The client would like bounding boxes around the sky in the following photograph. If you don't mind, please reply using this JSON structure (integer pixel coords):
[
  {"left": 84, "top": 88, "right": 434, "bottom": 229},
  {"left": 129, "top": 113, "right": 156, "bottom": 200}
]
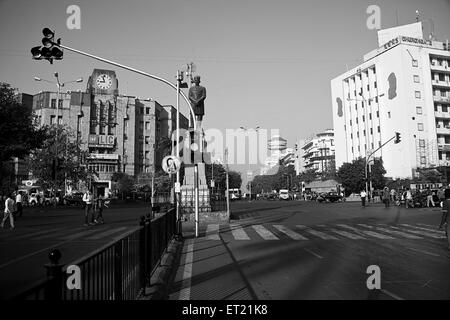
[{"left": 1, "top": 0, "right": 450, "bottom": 178}]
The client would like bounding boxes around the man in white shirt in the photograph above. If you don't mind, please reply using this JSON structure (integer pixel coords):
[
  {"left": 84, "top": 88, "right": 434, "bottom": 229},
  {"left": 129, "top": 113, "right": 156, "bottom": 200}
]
[
  {"left": 82, "top": 190, "right": 94, "bottom": 226},
  {"left": 15, "top": 191, "right": 23, "bottom": 218},
  {"left": 360, "top": 190, "right": 367, "bottom": 207},
  {"left": 1, "top": 194, "right": 15, "bottom": 229}
]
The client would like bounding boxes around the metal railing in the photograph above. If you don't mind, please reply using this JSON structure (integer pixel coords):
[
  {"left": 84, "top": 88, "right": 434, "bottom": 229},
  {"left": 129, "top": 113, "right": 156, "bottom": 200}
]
[{"left": 13, "top": 208, "right": 176, "bottom": 300}]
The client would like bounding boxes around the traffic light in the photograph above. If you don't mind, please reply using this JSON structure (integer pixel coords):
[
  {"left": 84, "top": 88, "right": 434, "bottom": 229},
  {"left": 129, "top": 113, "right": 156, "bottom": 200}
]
[
  {"left": 30, "top": 28, "right": 63, "bottom": 64},
  {"left": 394, "top": 132, "right": 401, "bottom": 144}
]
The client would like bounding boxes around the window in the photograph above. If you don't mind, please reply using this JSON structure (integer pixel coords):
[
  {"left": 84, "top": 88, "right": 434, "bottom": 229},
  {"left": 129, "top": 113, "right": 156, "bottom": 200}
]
[
  {"left": 376, "top": 111, "right": 379, "bottom": 118},
  {"left": 420, "top": 156, "right": 426, "bottom": 165},
  {"left": 350, "top": 120, "right": 352, "bottom": 126},
  {"left": 367, "top": 84, "right": 370, "bottom": 91},
  {"left": 100, "top": 125, "right": 105, "bottom": 135},
  {"left": 377, "top": 126, "right": 380, "bottom": 133},
  {"left": 371, "top": 143, "right": 374, "bottom": 149},
  {"left": 443, "top": 106, "right": 448, "bottom": 112},
  {"left": 415, "top": 91, "right": 421, "bottom": 99},
  {"left": 416, "top": 106, "right": 422, "bottom": 114},
  {"left": 352, "top": 147, "right": 354, "bottom": 153},
  {"left": 363, "top": 130, "right": 366, "bottom": 136},
  {"left": 146, "top": 107, "right": 150, "bottom": 115},
  {"left": 50, "top": 115, "right": 56, "bottom": 124},
  {"left": 414, "top": 75, "right": 420, "bottom": 83},
  {"left": 388, "top": 111, "right": 391, "bottom": 118},
  {"left": 356, "top": 118, "right": 359, "bottom": 124},
  {"left": 370, "top": 128, "right": 373, "bottom": 134},
  {"left": 435, "top": 106, "right": 438, "bottom": 112},
  {"left": 358, "top": 146, "right": 360, "bottom": 152},
  {"left": 375, "top": 96, "right": 378, "bottom": 103},
  {"left": 51, "top": 99, "right": 56, "bottom": 109},
  {"left": 374, "top": 81, "right": 377, "bottom": 88},
  {"left": 418, "top": 123, "right": 424, "bottom": 131},
  {"left": 379, "top": 141, "right": 381, "bottom": 147},
  {"left": 419, "top": 139, "right": 425, "bottom": 147},
  {"left": 362, "top": 115, "right": 365, "bottom": 122},
  {"left": 362, "top": 101, "right": 364, "bottom": 108},
  {"left": 412, "top": 59, "right": 418, "bottom": 67},
  {"left": 344, "top": 125, "right": 346, "bottom": 131},
  {"left": 355, "top": 104, "right": 357, "bottom": 111},
  {"left": 439, "top": 151, "right": 442, "bottom": 160},
  {"left": 145, "top": 122, "right": 150, "bottom": 131},
  {"left": 445, "top": 136, "right": 450, "bottom": 144},
  {"left": 350, "top": 133, "right": 353, "bottom": 139},
  {"left": 369, "top": 113, "right": 372, "bottom": 120}
]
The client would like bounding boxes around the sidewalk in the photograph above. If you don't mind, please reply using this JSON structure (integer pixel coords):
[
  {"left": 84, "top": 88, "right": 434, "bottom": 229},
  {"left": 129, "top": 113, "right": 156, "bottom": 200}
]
[{"left": 167, "top": 221, "right": 258, "bottom": 300}]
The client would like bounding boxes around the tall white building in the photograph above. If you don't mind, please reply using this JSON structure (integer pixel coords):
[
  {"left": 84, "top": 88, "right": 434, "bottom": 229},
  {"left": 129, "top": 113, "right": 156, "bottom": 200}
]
[
  {"left": 331, "top": 22, "right": 450, "bottom": 179},
  {"left": 301, "top": 129, "right": 335, "bottom": 172}
]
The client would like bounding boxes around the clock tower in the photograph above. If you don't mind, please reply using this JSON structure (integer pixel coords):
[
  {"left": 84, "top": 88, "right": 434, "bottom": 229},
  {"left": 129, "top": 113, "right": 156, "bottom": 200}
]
[{"left": 87, "top": 69, "right": 118, "bottom": 96}]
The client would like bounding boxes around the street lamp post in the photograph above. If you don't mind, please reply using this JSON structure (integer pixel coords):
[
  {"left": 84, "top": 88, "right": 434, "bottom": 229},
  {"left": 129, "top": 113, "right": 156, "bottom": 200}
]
[
  {"left": 34, "top": 74, "right": 83, "bottom": 201},
  {"left": 240, "top": 126, "right": 259, "bottom": 201},
  {"left": 347, "top": 93, "right": 384, "bottom": 200}
]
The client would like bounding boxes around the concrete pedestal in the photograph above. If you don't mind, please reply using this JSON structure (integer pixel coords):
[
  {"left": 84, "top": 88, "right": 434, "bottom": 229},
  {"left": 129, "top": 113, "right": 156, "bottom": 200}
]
[{"left": 181, "top": 164, "right": 211, "bottom": 214}]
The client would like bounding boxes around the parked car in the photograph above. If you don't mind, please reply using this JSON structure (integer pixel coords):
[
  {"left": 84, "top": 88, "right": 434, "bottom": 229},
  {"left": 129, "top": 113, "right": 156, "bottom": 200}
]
[{"left": 63, "top": 192, "right": 85, "bottom": 207}]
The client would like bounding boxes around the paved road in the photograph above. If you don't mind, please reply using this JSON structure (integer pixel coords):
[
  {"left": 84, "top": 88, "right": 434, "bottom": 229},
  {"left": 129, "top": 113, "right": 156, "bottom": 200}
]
[
  {"left": 0, "top": 202, "right": 151, "bottom": 299},
  {"left": 169, "top": 200, "right": 450, "bottom": 300}
]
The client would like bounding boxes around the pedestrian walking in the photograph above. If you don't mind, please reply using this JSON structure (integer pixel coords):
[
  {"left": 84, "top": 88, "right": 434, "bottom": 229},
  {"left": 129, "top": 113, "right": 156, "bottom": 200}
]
[
  {"left": 439, "top": 188, "right": 450, "bottom": 251},
  {"left": 426, "top": 187, "right": 435, "bottom": 207},
  {"left": 360, "top": 189, "right": 367, "bottom": 207},
  {"left": 382, "top": 187, "right": 390, "bottom": 208},
  {"left": 94, "top": 194, "right": 105, "bottom": 224},
  {"left": 437, "top": 186, "right": 445, "bottom": 206},
  {"left": 405, "top": 188, "right": 413, "bottom": 208},
  {"left": 82, "top": 190, "right": 94, "bottom": 226},
  {"left": 1, "top": 193, "right": 15, "bottom": 229},
  {"left": 15, "top": 191, "right": 23, "bottom": 218}
]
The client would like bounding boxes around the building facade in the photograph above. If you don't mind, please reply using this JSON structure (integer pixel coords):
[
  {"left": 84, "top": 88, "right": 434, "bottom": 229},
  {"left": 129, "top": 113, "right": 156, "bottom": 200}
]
[
  {"left": 301, "top": 129, "right": 335, "bottom": 173},
  {"left": 32, "top": 68, "right": 189, "bottom": 195},
  {"left": 331, "top": 22, "right": 450, "bottom": 179}
]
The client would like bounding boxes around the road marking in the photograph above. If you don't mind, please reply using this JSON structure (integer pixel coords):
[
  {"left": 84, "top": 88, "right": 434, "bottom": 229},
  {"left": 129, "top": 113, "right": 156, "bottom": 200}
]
[
  {"left": 405, "top": 247, "right": 440, "bottom": 257},
  {"left": 205, "top": 224, "right": 220, "bottom": 240},
  {"left": 328, "top": 228, "right": 366, "bottom": 240},
  {"left": 357, "top": 224, "right": 422, "bottom": 239},
  {"left": 273, "top": 225, "right": 308, "bottom": 240},
  {"left": 304, "top": 248, "right": 323, "bottom": 259},
  {"left": 85, "top": 227, "right": 128, "bottom": 240},
  {"left": 230, "top": 224, "right": 250, "bottom": 240},
  {"left": 178, "top": 241, "right": 194, "bottom": 300},
  {"left": 336, "top": 224, "right": 395, "bottom": 239},
  {"left": 31, "top": 227, "right": 86, "bottom": 240},
  {"left": 252, "top": 225, "right": 279, "bottom": 240},
  {"left": 60, "top": 227, "right": 108, "bottom": 240},
  {"left": 400, "top": 224, "right": 443, "bottom": 234},
  {"left": 381, "top": 289, "right": 404, "bottom": 300},
  {"left": 1, "top": 227, "right": 64, "bottom": 241},
  {"left": 387, "top": 225, "right": 445, "bottom": 239},
  {"left": 296, "top": 225, "right": 338, "bottom": 240}
]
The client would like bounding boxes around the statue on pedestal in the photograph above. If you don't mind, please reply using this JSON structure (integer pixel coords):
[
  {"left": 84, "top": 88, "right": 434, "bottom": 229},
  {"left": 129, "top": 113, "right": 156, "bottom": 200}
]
[{"left": 188, "top": 75, "right": 206, "bottom": 128}]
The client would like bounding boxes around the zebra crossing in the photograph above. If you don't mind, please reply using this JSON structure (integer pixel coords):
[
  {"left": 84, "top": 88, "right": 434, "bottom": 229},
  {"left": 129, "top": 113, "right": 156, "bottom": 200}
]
[
  {"left": 0, "top": 225, "right": 138, "bottom": 242},
  {"left": 198, "top": 223, "right": 446, "bottom": 242}
]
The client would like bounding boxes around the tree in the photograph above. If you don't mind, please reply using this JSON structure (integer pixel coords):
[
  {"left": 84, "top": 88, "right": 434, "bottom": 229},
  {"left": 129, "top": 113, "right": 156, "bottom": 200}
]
[
  {"left": 111, "top": 172, "right": 135, "bottom": 194},
  {"left": 336, "top": 157, "right": 386, "bottom": 195},
  {"left": 0, "top": 82, "right": 48, "bottom": 190},
  {"left": 27, "top": 125, "right": 93, "bottom": 191},
  {"left": 228, "top": 170, "right": 242, "bottom": 189}
]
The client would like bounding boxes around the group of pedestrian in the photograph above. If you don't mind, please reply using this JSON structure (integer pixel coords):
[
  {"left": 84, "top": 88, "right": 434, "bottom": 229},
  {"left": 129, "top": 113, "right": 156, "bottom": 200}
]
[
  {"left": 82, "top": 190, "right": 107, "bottom": 227},
  {"left": 1, "top": 190, "right": 24, "bottom": 230}
]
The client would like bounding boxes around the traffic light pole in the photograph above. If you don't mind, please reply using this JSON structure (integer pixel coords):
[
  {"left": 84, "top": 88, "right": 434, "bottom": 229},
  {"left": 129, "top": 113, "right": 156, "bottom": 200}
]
[
  {"left": 55, "top": 43, "right": 197, "bottom": 132},
  {"left": 365, "top": 134, "right": 397, "bottom": 198}
]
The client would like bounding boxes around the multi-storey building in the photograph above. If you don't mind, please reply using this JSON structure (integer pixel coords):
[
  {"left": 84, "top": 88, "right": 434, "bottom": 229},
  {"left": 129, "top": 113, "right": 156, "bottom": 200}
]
[
  {"left": 301, "top": 129, "right": 335, "bottom": 172},
  {"left": 32, "top": 68, "right": 189, "bottom": 195},
  {"left": 331, "top": 21, "right": 450, "bottom": 179}
]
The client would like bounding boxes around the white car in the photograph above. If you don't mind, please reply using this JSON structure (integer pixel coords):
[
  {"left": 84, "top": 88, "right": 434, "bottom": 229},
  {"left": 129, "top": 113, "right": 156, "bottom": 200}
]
[{"left": 279, "top": 189, "right": 290, "bottom": 200}]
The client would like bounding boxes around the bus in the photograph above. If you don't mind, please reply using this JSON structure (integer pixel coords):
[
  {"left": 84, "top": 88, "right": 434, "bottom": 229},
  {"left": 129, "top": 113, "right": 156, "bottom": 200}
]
[{"left": 228, "top": 188, "right": 242, "bottom": 200}]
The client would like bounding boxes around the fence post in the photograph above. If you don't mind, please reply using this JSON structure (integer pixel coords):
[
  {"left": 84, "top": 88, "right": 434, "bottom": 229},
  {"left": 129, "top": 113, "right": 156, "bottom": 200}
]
[
  {"left": 139, "top": 215, "right": 147, "bottom": 294},
  {"left": 114, "top": 241, "right": 123, "bottom": 300},
  {"left": 44, "top": 249, "right": 64, "bottom": 300}
]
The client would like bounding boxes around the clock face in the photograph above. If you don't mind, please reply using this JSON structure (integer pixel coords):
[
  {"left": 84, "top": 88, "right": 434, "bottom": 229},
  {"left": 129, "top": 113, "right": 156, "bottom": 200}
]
[{"left": 96, "top": 74, "right": 113, "bottom": 90}]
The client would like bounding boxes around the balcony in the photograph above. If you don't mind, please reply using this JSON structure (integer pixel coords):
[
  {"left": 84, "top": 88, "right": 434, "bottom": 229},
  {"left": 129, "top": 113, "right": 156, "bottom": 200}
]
[
  {"left": 434, "top": 96, "right": 450, "bottom": 104},
  {"left": 432, "top": 79, "right": 450, "bottom": 88},
  {"left": 430, "top": 63, "right": 450, "bottom": 73},
  {"left": 438, "top": 144, "right": 450, "bottom": 152},
  {"left": 436, "top": 126, "right": 450, "bottom": 135},
  {"left": 434, "top": 111, "right": 450, "bottom": 118}
]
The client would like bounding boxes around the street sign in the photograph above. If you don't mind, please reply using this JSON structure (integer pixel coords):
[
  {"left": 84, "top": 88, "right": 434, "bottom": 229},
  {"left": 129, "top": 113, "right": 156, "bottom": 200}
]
[{"left": 162, "top": 155, "right": 181, "bottom": 174}]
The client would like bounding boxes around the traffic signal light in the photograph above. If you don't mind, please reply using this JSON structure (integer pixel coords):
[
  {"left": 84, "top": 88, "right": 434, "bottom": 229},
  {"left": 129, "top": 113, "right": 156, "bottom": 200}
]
[
  {"left": 30, "top": 28, "right": 63, "bottom": 64},
  {"left": 394, "top": 132, "right": 401, "bottom": 144}
]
